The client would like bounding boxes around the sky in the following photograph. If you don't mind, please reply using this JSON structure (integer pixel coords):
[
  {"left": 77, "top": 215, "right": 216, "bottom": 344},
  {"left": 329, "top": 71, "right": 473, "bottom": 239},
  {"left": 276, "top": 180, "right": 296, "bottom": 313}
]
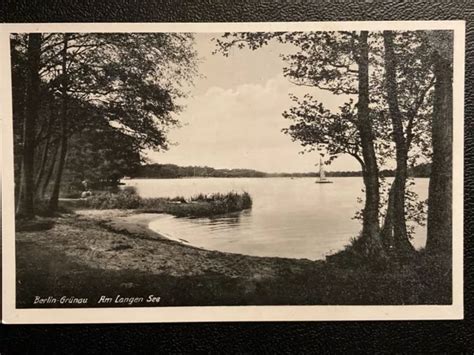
[{"left": 146, "top": 33, "right": 360, "bottom": 174}]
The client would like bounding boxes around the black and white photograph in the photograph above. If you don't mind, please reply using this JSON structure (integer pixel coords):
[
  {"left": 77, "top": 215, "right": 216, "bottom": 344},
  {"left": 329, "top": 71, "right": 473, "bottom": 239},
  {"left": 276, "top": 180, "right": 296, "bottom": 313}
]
[{"left": 1, "top": 21, "right": 464, "bottom": 323}]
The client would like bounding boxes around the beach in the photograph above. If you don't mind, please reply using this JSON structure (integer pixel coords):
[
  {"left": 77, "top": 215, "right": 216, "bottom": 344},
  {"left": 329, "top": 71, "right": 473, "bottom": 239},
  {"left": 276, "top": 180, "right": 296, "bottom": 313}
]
[{"left": 15, "top": 209, "right": 451, "bottom": 307}]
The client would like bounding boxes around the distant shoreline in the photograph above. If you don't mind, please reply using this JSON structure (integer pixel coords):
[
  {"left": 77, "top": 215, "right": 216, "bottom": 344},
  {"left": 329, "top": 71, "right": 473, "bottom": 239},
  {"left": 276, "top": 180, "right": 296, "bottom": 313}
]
[
  {"left": 125, "top": 175, "right": 429, "bottom": 180},
  {"left": 131, "top": 162, "right": 431, "bottom": 179}
]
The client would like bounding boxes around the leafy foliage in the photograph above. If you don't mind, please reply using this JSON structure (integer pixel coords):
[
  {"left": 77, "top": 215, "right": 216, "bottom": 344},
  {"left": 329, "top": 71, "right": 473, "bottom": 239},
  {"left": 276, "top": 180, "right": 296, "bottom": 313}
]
[
  {"left": 11, "top": 32, "right": 199, "bottom": 210},
  {"left": 352, "top": 177, "right": 427, "bottom": 240},
  {"left": 62, "top": 120, "right": 141, "bottom": 192},
  {"left": 216, "top": 30, "right": 436, "bottom": 250},
  {"left": 282, "top": 96, "right": 362, "bottom": 166}
]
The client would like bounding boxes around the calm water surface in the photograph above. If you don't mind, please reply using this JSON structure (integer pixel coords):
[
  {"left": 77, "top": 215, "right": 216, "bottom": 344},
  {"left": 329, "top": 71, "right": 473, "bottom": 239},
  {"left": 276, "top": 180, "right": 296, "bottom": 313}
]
[{"left": 124, "top": 177, "right": 428, "bottom": 260}]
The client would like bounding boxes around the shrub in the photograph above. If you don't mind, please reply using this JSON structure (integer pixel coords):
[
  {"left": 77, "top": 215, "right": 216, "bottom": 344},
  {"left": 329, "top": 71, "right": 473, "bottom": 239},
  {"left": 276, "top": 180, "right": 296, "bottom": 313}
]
[
  {"left": 190, "top": 192, "right": 252, "bottom": 208},
  {"left": 164, "top": 191, "right": 252, "bottom": 217},
  {"left": 84, "top": 190, "right": 142, "bottom": 209},
  {"left": 139, "top": 191, "right": 252, "bottom": 217},
  {"left": 139, "top": 197, "right": 170, "bottom": 213},
  {"left": 81, "top": 189, "right": 252, "bottom": 217}
]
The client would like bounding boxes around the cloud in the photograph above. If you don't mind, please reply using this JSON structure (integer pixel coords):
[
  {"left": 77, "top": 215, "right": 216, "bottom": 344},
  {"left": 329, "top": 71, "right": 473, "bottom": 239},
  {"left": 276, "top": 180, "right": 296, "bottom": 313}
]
[{"left": 147, "top": 74, "right": 360, "bottom": 173}]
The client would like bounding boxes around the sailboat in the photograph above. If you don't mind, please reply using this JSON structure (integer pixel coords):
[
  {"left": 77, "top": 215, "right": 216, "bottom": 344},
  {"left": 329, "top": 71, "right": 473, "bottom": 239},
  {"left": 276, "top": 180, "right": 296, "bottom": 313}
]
[{"left": 315, "top": 156, "right": 333, "bottom": 184}]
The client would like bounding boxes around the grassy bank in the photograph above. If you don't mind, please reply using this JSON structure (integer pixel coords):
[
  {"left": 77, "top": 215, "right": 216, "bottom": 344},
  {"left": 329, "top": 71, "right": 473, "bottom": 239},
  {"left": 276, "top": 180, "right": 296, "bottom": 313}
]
[
  {"left": 15, "top": 211, "right": 451, "bottom": 307},
  {"left": 80, "top": 189, "right": 252, "bottom": 218}
]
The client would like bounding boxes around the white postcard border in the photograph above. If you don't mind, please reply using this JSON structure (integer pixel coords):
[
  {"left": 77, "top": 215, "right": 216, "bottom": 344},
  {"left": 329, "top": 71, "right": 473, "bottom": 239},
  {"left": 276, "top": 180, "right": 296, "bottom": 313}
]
[{"left": 1, "top": 20, "right": 465, "bottom": 324}]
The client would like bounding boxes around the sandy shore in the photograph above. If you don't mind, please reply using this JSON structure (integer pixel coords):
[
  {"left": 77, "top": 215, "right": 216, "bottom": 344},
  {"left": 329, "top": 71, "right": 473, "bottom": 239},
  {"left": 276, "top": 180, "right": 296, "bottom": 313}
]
[
  {"left": 15, "top": 209, "right": 451, "bottom": 306},
  {"left": 77, "top": 209, "right": 169, "bottom": 241},
  {"left": 17, "top": 209, "right": 320, "bottom": 280}
]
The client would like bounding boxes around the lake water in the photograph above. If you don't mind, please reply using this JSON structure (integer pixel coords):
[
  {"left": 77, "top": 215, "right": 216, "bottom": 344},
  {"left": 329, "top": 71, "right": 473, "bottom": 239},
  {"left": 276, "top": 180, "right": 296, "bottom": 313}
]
[{"left": 124, "top": 177, "right": 429, "bottom": 260}]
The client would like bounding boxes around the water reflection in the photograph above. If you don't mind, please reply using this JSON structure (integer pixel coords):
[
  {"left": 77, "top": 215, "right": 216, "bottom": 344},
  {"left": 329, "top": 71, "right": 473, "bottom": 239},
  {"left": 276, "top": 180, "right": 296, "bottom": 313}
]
[
  {"left": 206, "top": 210, "right": 249, "bottom": 226},
  {"left": 129, "top": 177, "right": 429, "bottom": 260}
]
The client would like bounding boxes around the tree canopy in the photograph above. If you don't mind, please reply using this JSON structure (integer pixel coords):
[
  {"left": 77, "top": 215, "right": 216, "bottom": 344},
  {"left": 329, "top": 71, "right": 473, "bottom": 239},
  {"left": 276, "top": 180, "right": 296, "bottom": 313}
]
[
  {"left": 215, "top": 30, "right": 443, "bottom": 258},
  {"left": 12, "top": 32, "right": 198, "bottom": 214}
]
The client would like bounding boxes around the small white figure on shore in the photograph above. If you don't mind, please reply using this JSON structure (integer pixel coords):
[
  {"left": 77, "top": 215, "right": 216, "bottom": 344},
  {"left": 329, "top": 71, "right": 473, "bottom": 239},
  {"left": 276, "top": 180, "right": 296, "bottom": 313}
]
[
  {"left": 81, "top": 179, "right": 92, "bottom": 198},
  {"left": 81, "top": 190, "right": 92, "bottom": 198},
  {"left": 81, "top": 179, "right": 89, "bottom": 190}
]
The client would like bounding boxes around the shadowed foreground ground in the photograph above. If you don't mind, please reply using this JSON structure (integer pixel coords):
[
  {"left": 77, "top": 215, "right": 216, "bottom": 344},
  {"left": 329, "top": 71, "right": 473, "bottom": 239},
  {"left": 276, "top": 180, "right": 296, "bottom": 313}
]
[{"left": 16, "top": 211, "right": 451, "bottom": 307}]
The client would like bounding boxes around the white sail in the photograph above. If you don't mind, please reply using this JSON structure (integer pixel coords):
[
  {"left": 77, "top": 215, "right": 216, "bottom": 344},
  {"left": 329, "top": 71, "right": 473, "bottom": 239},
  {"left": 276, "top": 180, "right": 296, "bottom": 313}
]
[
  {"left": 319, "top": 157, "right": 326, "bottom": 181},
  {"left": 316, "top": 156, "right": 332, "bottom": 183}
]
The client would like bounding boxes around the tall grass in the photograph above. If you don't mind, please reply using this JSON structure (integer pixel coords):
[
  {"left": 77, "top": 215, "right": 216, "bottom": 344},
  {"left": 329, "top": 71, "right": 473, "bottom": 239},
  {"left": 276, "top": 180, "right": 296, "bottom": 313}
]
[
  {"left": 141, "top": 191, "right": 252, "bottom": 217},
  {"left": 82, "top": 189, "right": 252, "bottom": 217},
  {"left": 83, "top": 189, "right": 142, "bottom": 209}
]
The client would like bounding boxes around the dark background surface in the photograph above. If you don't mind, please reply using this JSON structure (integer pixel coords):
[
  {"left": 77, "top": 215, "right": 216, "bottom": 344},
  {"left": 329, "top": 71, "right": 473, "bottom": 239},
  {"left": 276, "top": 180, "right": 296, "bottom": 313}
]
[{"left": 0, "top": 0, "right": 473, "bottom": 352}]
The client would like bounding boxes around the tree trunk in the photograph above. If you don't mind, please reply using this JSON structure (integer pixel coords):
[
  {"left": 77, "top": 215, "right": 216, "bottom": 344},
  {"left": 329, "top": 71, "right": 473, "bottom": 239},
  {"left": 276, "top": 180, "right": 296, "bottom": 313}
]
[
  {"left": 39, "top": 141, "right": 59, "bottom": 199},
  {"left": 35, "top": 136, "right": 52, "bottom": 192},
  {"left": 16, "top": 33, "right": 42, "bottom": 218},
  {"left": 13, "top": 60, "right": 28, "bottom": 205},
  {"left": 49, "top": 34, "right": 69, "bottom": 212},
  {"left": 426, "top": 49, "right": 453, "bottom": 256},
  {"left": 35, "top": 110, "right": 55, "bottom": 193},
  {"left": 382, "top": 31, "right": 415, "bottom": 256},
  {"left": 381, "top": 177, "right": 415, "bottom": 255},
  {"left": 381, "top": 182, "right": 396, "bottom": 240},
  {"left": 357, "top": 31, "right": 383, "bottom": 257},
  {"left": 34, "top": 98, "right": 58, "bottom": 194}
]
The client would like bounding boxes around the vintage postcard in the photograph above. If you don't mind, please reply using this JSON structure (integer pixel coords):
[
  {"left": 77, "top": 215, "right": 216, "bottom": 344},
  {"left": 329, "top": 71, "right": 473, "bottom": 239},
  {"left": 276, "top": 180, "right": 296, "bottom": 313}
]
[{"left": 1, "top": 21, "right": 464, "bottom": 323}]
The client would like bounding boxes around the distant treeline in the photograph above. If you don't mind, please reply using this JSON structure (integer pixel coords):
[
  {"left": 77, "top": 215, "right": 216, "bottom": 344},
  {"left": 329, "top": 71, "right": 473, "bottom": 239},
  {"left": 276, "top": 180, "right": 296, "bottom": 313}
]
[
  {"left": 135, "top": 164, "right": 267, "bottom": 178},
  {"left": 133, "top": 162, "right": 431, "bottom": 179}
]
